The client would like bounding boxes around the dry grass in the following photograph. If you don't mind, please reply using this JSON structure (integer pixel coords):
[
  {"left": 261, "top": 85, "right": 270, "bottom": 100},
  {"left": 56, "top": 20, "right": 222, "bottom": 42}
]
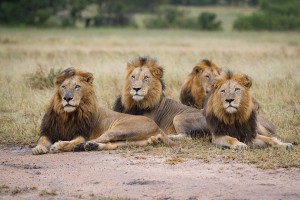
[
  {"left": 39, "top": 189, "right": 57, "bottom": 196},
  {"left": 0, "top": 27, "right": 299, "bottom": 169}
]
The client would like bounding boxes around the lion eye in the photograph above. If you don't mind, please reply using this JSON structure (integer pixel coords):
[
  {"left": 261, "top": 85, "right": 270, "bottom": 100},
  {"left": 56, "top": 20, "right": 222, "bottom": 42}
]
[
  {"left": 131, "top": 75, "right": 135, "bottom": 80},
  {"left": 205, "top": 75, "right": 210, "bottom": 80},
  {"left": 61, "top": 85, "right": 66, "bottom": 89},
  {"left": 144, "top": 76, "right": 149, "bottom": 81},
  {"left": 235, "top": 88, "right": 240, "bottom": 92},
  {"left": 75, "top": 85, "right": 81, "bottom": 90},
  {"left": 220, "top": 90, "right": 225, "bottom": 93}
]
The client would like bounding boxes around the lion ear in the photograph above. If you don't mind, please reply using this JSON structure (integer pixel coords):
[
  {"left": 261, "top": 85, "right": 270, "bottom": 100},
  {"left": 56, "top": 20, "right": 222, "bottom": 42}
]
[
  {"left": 153, "top": 66, "right": 164, "bottom": 79},
  {"left": 241, "top": 74, "right": 252, "bottom": 88},
  {"left": 193, "top": 66, "right": 202, "bottom": 74},
  {"left": 83, "top": 72, "right": 94, "bottom": 84},
  {"left": 54, "top": 68, "right": 75, "bottom": 86},
  {"left": 215, "top": 66, "right": 222, "bottom": 75}
]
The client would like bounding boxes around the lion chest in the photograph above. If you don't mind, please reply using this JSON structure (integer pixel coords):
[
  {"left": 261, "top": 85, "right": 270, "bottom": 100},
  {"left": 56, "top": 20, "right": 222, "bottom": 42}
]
[{"left": 206, "top": 111, "right": 257, "bottom": 143}]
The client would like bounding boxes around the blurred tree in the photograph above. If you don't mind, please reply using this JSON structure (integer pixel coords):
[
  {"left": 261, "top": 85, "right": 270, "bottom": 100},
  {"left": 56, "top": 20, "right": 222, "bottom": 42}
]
[{"left": 234, "top": 0, "right": 300, "bottom": 30}]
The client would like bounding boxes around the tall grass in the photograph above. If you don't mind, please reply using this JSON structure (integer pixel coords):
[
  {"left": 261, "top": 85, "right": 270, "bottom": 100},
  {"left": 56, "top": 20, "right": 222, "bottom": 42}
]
[{"left": 0, "top": 28, "right": 299, "bottom": 168}]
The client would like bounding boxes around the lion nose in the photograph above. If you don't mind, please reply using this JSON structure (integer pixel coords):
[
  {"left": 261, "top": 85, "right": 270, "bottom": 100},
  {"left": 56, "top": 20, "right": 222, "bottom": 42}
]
[
  {"left": 64, "top": 93, "right": 73, "bottom": 102},
  {"left": 225, "top": 99, "right": 234, "bottom": 103},
  {"left": 133, "top": 87, "right": 141, "bottom": 92}
]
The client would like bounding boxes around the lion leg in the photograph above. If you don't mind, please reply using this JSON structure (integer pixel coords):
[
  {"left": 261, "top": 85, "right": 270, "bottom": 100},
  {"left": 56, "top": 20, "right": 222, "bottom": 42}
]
[
  {"left": 251, "top": 134, "right": 293, "bottom": 150},
  {"left": 173, "top": 110, "right": 209, "bottom": 138},
  {"left": 49, "top": 136, "right": 86, "bottom": 153},
  {"left": 79, "top": 137, "right": 160, "bottom": 151},
  {"left": 75, "top": 129, "right": 175, "bottom": 151},
  {"left": 257, "top": 115, "right": 276, "bottom": 136},
  {"left": 32, "top": 136, "right": 52, "bottom": 155},
  {"left": 212, "top": 135, "right": 248, "bottom": 150}
]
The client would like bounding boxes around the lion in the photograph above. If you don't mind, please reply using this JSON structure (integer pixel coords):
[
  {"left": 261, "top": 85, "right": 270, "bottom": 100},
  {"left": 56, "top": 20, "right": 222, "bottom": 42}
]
[
  {"left": 32, "top": 68, "right": 174, "bottom": 155},
  {"left": 180, "top": 59, "right": 222, "bottom": 109},
  {"left": 204, "top": 71, "right": 293, "bottom": 150},
  {"left": 113, "top": 56, "right": 208, "bottom": 138}
]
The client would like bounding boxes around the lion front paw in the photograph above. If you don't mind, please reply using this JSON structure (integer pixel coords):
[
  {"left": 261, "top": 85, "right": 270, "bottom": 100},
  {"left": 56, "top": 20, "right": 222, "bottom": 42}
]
[
  {"left": 73, "top": 143, "right": 86, "bottom": 152},
  {"left": 49, "top": 141, "right": 68, "bottom": 153},
  {"left": 233, "top": 142, "right": 248, "bottom": 150},
  {"left": 32, "top": 145, "right": 49, "bottom": 155},
  {"left": 282, "top": 143, "right": 293, "bottom": 150},
  {"left": 84, "top": 142, "right": 99, "bottom": 151}
]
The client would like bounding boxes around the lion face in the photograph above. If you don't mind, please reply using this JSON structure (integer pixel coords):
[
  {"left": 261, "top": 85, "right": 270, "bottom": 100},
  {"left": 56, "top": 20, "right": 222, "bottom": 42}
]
[
  {"left": 194, "top": 60, "right": 222, "bottom": 95},
  {"left": 128, "top": 67, "right": 153, "bottom": 102},
  {"left": 59, "top": 76, "right": 85, "bottom": 112},
  {"left": 55, "top": 68, "right": 94, "bottom": 113},
  {"left": 217, "top": 80, "right": 244, "bottom": 114}
]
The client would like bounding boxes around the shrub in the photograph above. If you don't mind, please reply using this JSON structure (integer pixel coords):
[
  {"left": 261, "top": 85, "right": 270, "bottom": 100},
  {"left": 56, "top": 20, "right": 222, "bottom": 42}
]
[
  {"left": 233, "top": 0, "right": 300, "bottom": 31},
  {"left": 25, "top": 67, "right": 62, "bottom": 89},
  {"left": 144, "top": 8, "right": 222, "bottom": 30},
  {"left": 197, "top": 12, "right": 221, "bottom": 30}
]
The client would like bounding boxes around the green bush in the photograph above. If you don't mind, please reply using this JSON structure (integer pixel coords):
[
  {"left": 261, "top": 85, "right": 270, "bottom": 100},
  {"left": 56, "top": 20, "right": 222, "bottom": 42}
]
[
  {"left": 233, "top": 0, "right": 300, "bottom": 31},
  {"left": 234, "top": 13, "right": 300, "bottom": 31},
  {"left": 25, "top": 67, "right": 62, "bottom": 89},
  {"left": 144, "top": 8, "right": 221, "bottom": 30},
  {"left": 197, "top": 12, "right": 221, "bottom": 30}
]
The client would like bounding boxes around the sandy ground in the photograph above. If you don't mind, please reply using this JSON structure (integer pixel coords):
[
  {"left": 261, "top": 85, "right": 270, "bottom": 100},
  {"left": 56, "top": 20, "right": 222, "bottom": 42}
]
[{"left": 0, "top": 146, "right": 299, "bottom": 200}]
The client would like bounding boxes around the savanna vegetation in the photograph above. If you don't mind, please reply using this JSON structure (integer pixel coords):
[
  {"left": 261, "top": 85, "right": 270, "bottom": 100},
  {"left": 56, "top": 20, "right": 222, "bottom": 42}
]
[{"left": 0, "top": 27, "right": 299, "bottom": 169}]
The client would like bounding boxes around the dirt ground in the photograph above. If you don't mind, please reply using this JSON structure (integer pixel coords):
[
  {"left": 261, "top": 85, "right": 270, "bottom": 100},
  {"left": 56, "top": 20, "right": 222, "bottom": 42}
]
[{"left": 0, "top": 146, "right": 299, "bottom": 200}]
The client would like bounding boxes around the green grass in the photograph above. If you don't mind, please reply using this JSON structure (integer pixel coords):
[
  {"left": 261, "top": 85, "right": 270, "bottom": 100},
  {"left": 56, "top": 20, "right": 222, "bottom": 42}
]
[{"left": 0, "top": 27, "right": 299, "bottom": 169}]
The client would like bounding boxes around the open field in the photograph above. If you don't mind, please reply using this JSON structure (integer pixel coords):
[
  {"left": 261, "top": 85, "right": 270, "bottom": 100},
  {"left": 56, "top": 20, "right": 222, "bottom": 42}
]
[{"left": 0, "top": 28, "right": 300, "bottom": 171}]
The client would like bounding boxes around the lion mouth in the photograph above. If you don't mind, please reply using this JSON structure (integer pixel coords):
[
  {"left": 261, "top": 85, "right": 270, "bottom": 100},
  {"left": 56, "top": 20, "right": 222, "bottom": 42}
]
[
  {"left": 225, "top": 105, "right": 238, "bottom": 113},
  {"left": 132, "top": 94, "right": 144, "bottom": 101},
  {"left": 64, "top": 104, "right": 76, "bottom": 108}
]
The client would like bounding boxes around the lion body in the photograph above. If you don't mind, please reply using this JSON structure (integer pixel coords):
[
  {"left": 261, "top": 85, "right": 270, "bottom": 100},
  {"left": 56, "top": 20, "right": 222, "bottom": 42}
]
[
  {"left": 204, "top": 71, "right": 292, "bottom": 149},
  {"left": 32, "top": 68, "right": 174, "bottom": 155},
  {"left": 113, "top": 57, "right": 208, "bottom": 137}
]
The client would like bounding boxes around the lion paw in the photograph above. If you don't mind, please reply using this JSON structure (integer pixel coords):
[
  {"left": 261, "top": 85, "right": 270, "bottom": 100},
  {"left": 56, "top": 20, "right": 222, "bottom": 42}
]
[
  {"left": 73, "top": 143, "right": 86, "bottom": 152},
  {"left": 84, "top": 142, "right": 99, "bottom": 151},
  {"left": 282, "top": 143, "right": 293, "bottom": 150},
  {"left": 32, "top": 145, "right": 49, "bottom": 155},
  {"left": 233, "top": 142, "right": 248, "bottom": 150},
  {"left": 49, "top": 141, "right": 68, "bottom": 153}
]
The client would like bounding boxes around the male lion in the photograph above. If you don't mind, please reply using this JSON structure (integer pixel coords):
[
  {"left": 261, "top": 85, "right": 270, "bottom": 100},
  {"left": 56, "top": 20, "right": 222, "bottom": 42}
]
[
  {"left": 180, "top": 59, "right": 222, "bottom": 109},
  {"left": 32, "top": 68, "right": 174, "bottom": 155},
  {"left": 204, "top": 71, "right": 293, "bottom": 150},
  {"left": 113, "top": 56, "right": 208, "bottom": 138}
]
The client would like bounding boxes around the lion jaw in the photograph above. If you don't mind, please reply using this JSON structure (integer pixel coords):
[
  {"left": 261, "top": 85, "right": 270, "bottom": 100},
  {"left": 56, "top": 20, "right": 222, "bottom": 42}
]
[{"left": 132, "top": 95, "right": 144, "bottom": 101}]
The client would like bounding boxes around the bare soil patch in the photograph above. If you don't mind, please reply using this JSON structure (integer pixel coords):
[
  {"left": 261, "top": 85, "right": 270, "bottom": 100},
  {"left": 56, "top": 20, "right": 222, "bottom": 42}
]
[{"left": 0, "top": 146, "right": 299, "bottom": 200}]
